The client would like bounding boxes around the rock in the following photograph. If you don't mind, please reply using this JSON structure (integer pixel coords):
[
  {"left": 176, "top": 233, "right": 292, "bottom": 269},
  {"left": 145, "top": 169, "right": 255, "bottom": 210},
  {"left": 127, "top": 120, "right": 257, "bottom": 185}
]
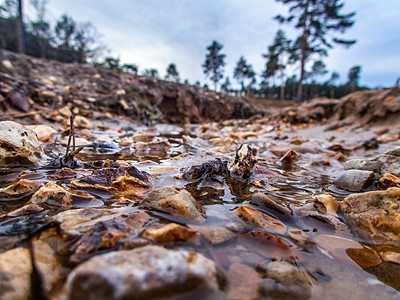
[
  {"left": 0, "top": 179, "right": 42, "bottom": 201},
  {"left": 190, "top": 225, "right": 236, "bottom": 245},
  {"left": 378, "top": 173, "right": 400, "bottom": 189},
  {"left": 7, "top": 88, "right": 30, "bottom": 112},
  {"left": 0, "top": 247, "right": 32, "bottom": 300},
  {"left": 232, "top": 204, "right": 286, "bottom": 234},
  {"left": 315, "top": 193, "right": 339, "bottom": 217},
  {"left": 69, "top": 211, "right": 153, "bottom": 263},
  {"left": 40, "top": 90, "right": 57, "bottom": 99},
  {"left": 345, "top": 146, "right": 400, "bottom": 177},
  {"left": 381, "top": 251, "right": 400, "bottom": 264},
  {"left": 132, "top": 133, "right": 155, "bottom": 143},
  {"left": 314, "top": 234, "right": 381, "bottom": 269},
  {"left": 65, "top": 245, "right": 224, "bottom": 300},
  {"left": 148, "top": 166, "right": 177, "bottom": 174},
  {"left": 257, "top": 261, "right": 313, "bottom": 300},
  {"left": 334, "top": 169, "right": 375, "bottom": 192},
  {"left": 227, "top": 263, "right": 263, "bottom": 300},
  {"left": 238, "top": 230, "right": 302, "bottom": 262},
  {"left": 25, "top": 124, "right": 58, "bottom": 140},
  {"left": 340, "top": 187, "right": 400, "bottom": 245},
  {"left": 71, "top": 166, "right": 150, "bottom": 198},
  {"left": 134, "top": 140, "right": 171, "bottom": 157},
  {"left": 0, "top": 121, "right": 45, "bottom": 167},
  {"left": 279, "top": 149, "right": 299, "bottom": 163},
  {"left": 30, "top": 182, "right": 102, "bottom": 209},
  {"left": 377, "top": 133, "right": 399, "bottom": 143},
  {"left": 249, "top": 192, "right": 292, "bottom": 216},
  {"left": 228, "top": 144, "right": 257, "bottom": 179},
  {"left": 142, "top": 186, "right": 206, "bottom": 223},
  {"left": 74, "top": 115, "right": 93, "bottom": 129},
  {"left": 143, "top": 223, "right": 199, "bottom": 244},
  {"left": 1, "top": 59, "right": 14, "bottom": 71}
]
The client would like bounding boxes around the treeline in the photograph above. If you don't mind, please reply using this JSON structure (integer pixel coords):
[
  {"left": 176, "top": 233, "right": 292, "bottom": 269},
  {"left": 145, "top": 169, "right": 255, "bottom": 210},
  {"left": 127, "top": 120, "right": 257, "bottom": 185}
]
[
  {"left": 1, "top": 0, "right": 369, "bottom": 101},
  {"left": 0, "top": 0, "right": 102, "bottom": 63}
]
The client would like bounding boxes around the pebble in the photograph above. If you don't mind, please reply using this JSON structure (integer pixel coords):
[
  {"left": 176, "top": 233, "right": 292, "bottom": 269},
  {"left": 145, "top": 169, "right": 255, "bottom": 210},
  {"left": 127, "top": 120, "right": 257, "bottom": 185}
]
[{"left": 334, "top": 169, "right": 375, "bottom": 192}]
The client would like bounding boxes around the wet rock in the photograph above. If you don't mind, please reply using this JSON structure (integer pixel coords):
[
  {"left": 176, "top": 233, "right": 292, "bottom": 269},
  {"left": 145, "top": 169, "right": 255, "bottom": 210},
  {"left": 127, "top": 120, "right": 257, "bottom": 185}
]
[
  {"left": 233, "top": 204, "right": 286, "bottom": 234},
  {"left": 190, "top": 225, "right": 236, "bottom": 245},
  {"left": 238, "top": 230, "right": 302, "bottom": 262},
  {"left": 314, "top": 234, "right": 381, "bottom": 269},
  {"left": 25, "top": 124, "right": 58, "bottom": 140},
  {"left": 315, "top": 193, "right": 339, "bottom": 217},
  {"left": 228, "top": 144, "right": 257, "bottom": 179},
  {"left": 142, "top": 186, "right": 206, "bottom": 223},
  {"left": 377, "top": 133, "right": 399, "bottom": 143},
  {"left": 6, "top": 203, "right": 44, "bottom": 217},
  {"left": 279, "top": 149, "right": 299, "bottom": 163},
  {"left": 30, "top": 182, "right": 101, "bottom": 209},
  {"left": 143, "top": 223, "right": 199, "bottom": 244},
  {"left": 257, "top": 261, "right": 313, "bottom": 300},
  {"left": 340, "top": 187, "right": 400, "bottom": 245},
  {"left": 70, "top": 211, "right": 153, "bottom": 263},
  {"left": 227, "top": 263, "right": 263, "bottom": 300},
  {"left": 0, "top": 121, "right": 45, "bottom": 166},
  {"left": 334, "top": 169, "right": 375, "bottom": 192},
  {"left": 71, "top": 166, "right": 150, "bottom": 198},
  {"left": 378, "top": 173, "right": 400, "bottom": 189},
  {"left": 7, "top": 87, "right": 30, "bottom": 112},
  {"left": 132, "top": 133, "right": 155, "bottom": 143},
  {"left": 0, "top": 247, "right": 31, "bottom": 300},
  {"left": 345, "top": 146, "right": 400, "bottom": 176},
  {"left": 298, "top": 210, "right": 351, "bottom": 236},
  {"left": 74, "top": 115, "right": 93, "bottom": 129},
  {"left": 134, "top": 140, "right": 171, "bottom": 157},
  {"left": 381, "top": 251, "right": 400, "bottom": 264},
  {"left": 0, "top": 179, "right": 42, "bottom": 201},
  {"left": 65, "top": 245, "right": 224, "bottom": 300},
  {"left": 250, "top": 192, "right": 293, "bottom": 216}
]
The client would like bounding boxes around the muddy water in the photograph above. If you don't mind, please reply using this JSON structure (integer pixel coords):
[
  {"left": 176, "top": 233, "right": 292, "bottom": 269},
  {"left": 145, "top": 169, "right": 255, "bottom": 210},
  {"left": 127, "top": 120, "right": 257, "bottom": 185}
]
[{"left": 1, "top": 117, "right": 400, "bottom": 299}]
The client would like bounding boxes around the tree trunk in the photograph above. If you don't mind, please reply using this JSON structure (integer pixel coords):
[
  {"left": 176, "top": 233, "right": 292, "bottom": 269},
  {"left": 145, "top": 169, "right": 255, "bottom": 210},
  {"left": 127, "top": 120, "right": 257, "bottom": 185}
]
[
  {"left": 16, "top": 0, "right": 25, "bottom": 54},
  {"left": 330, "top": 86, "right": 334, "bottom": 99},
  {"left": 297, "top": 33, "right": 307, "bottom": 102}
]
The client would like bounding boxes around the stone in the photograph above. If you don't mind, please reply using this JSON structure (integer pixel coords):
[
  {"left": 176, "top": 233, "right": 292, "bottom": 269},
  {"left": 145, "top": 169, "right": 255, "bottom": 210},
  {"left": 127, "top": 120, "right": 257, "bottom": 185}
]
[
  {"left": 71, "top": 166, "right": 150, "bottom": 198},
  {"left": 190, "top": 225, "right": 236, "bottom": 245},
  {"left": 132, "top": 133, "right": 155, "bottom": 143},
  {"left": 74, "top": 115, "right": 93, "bottom": 129},
  {"left": 340, "top": 187, "right": 400, "bottom": 245},
  {"left": 0, "top": 247, "right": 32, "bottom": 300},
  {"left": 25, "top": 124, "right": 58, "bottom": 140},
  {"left": 232, "top": 204, "right": 286, "bottom": 234},
  {"left": 249, "top": 192, "right": 293, "bottom": 216},
  {"left": 29, "top": 182, "right": 102, "bottom": 209},
  {"left": 65, "top": 245, "right": 224, "bottom": 300},
  {"left": 377, "top": 133, "right": 399, "bottom": 143},
  {"left": 257, "top": 261, "right": 313, "bottom": 300},
  {"left": 381, "top": 251, "right": 400, "bottom": 264},
  {"left": 334, "top": 169, "right": 375, "bottom": 192},
  {"left": 345, "top": 146, "right": 400, "bottom": 177},
  {"left": 1, "top": 59, "right": 14, "bottom": 71},
  {"left": 227, "top": 263, "right": 263, "bottom": 300},
  {"left": 0, "top": 121, "right": 45, "bottom": 166},
  {"left": 279, "top": 149, "right": 299, "bottom": 163},
  {"left": 0, "top": 179, "right": 42, "bottom": 201},
  {"left": 40, "top": 90, "right": 57, "bottom": 99},
  {"left": 228, "top": 144, "right": 257, "bottom": 179},
  {"left": 143, "top": 223, "right": 199, "bottom": 244},
  {"left": 315, "top": 193, "right": 339, "bottom": 217},
  {"left": 142, "top": 186, "right": 206, "bottom": 223},
  {"left": 378, "top": 173, "right": 400, "bottom": 189}
]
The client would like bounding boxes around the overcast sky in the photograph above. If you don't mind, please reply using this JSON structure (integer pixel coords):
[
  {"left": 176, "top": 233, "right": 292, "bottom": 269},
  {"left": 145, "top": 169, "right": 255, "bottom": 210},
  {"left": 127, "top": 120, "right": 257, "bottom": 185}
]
[{"left": 25, "top": 0, "right": 400, "bottom": 88}]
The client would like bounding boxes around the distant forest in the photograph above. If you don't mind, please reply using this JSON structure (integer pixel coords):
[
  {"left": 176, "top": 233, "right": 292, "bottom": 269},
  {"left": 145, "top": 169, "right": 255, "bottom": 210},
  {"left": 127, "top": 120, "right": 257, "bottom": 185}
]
[{"left": 1, "top": 0, "right": 370, "bottom": 101}]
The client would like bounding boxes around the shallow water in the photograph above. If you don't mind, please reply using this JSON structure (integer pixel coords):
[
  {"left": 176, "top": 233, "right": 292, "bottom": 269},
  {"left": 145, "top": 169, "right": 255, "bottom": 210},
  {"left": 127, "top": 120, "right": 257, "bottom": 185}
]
[{"left": 1, "top": 118, "right": 400, "bottom": 299}]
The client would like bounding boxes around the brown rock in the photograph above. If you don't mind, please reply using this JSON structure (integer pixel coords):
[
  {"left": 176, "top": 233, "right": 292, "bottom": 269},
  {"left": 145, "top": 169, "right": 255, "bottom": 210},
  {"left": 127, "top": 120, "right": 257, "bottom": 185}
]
[
  {"left": 0, "top": 179, "right": 42, "bottom": 201},
  {"left": 378, "top": 173, "right": 400, "bottom": 189},
  {"left": 0, "top": 247, "right": 32, "bottom": 300},
  {"left": 190, "top": 225, "right": 236, "bottom": 245},
  {"left": 132, "top": 133, "right": 155, "bottom": 143},
  {"left": 227, "top": 263, "right": 263, "bottom": 300},
  {"left": 0, "top": 121, "right": 45, "bottom": 167},
  {"left": 228, "top": 144, "right": 257, "bottom": 179},
  {"left": 142, "top": 186, "right": 206, "bottom": 223},
  {"left": 30, "top": 182, "right": 101, "bottom": 209},
  {"left": 65, "top": 245, "right": 224, "bottom": 300},
  {"left": 250, "top": 192, "right": 292, "bottom": 216},
  {"left": 233, "top": 204, "right": 286, "bottom": 234},
  {"left": 334, "top": 169, "right": 375, "bottom": 192},
  {"left": 143, "top": 223, "right": 199, "bottom": 244},
  {"left": 340, "top": 187, "right": 400, "bottom": 245},
  {"left": 315, "top": 193, "right": 339, "bottom": 217}
]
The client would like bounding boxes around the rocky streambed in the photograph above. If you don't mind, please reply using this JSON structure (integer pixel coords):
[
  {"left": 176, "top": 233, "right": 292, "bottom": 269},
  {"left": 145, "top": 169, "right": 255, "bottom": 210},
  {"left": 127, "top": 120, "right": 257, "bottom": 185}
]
[{"left": 2, "top": 103, "right": 400, "bottom": 300}]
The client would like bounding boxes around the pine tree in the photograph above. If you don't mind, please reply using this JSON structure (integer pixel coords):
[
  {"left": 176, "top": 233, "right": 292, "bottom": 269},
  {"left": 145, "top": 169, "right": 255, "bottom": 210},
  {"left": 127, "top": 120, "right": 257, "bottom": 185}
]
[
  {"left": 347, "top": 65, "right": 361, "bottom": 92},
  {"left": 202, "top": 40, "right": 226, "bottom": 91},
  {"left": 221, "top": 77, "right": 231, "bottom": 93},
  {"left": 165, "top": 63, "right": 180, "bottom": 82},
  {"left": 275, "top": 0, "right": 356, "bottom": 101},
  {"left": 263, "top": 30, "right": 292, "bottom": 100},
  {"left": 328, "top": 71, "right": 340, "bottom": 98},
  {"left": 233, "top": 56, "right": 255, "bottom": 95}
]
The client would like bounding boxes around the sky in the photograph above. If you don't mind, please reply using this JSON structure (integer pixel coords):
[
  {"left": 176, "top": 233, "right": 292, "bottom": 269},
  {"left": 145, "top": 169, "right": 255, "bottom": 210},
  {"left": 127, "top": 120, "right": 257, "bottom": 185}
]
[{"left": 25, "top": 0, "right": 400, "bottom": 88}]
